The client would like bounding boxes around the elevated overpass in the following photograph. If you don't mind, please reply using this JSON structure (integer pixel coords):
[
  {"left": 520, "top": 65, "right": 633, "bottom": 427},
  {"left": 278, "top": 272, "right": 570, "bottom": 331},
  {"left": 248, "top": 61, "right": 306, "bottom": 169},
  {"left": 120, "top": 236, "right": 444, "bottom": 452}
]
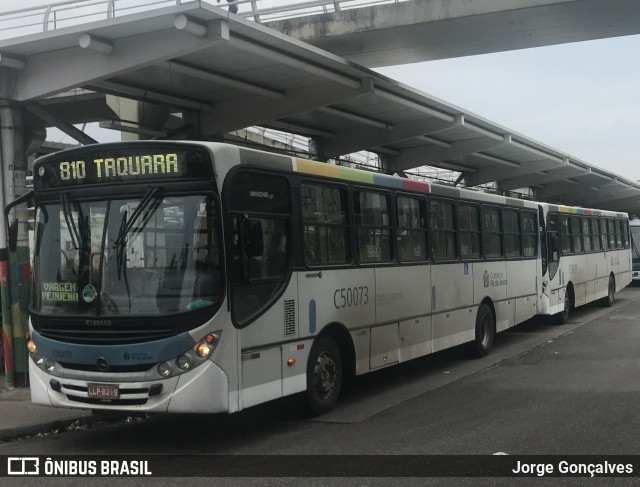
[{"left": 265, "top": 0, "right": 640, "bottom": 67}]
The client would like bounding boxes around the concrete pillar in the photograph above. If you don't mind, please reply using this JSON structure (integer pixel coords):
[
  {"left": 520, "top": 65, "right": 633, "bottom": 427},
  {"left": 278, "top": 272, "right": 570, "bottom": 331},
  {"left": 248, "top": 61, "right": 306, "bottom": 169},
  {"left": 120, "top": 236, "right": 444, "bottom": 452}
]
[
  {"left": 309, "top": 138, "right": 328, "bottom": 162},
  {"left": 106, "top": 97, "right": 170, "bottom": 140},
  {"left": 379, "top": 155, "right": 396, "bottom": 175},
  {"left": 0, "top": 104, "right": 29, "bottom": 387}
]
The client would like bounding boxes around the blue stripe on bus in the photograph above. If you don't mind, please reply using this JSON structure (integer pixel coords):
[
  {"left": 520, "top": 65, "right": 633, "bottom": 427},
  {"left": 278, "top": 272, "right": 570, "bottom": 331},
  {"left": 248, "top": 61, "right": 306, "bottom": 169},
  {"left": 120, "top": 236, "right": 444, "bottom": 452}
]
[
  {"left": 309, "top": 299, "right": 317, "bottom": 334},
  {"left": 31, "top": 330, "right": 196, "bottom": 366},
  {"left": 373, "top": 173, "right": 404, "bottom": 189}
]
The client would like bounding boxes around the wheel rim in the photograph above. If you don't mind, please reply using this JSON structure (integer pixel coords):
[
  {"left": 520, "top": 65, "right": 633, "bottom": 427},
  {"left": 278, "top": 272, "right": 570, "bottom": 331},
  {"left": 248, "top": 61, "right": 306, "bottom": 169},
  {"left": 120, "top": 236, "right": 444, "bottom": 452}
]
[{"left": 314, "top": 351, "right": 337, "bottom": 401}]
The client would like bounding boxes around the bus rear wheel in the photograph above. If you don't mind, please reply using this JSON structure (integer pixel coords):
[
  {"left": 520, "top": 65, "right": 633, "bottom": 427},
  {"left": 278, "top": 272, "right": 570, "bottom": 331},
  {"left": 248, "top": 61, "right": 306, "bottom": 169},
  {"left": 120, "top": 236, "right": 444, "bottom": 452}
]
[
  {"left": 472, "top": 304, "right": 495, "bottom": 358},
  {"left": 604, "top": 276, "right": 615, "bottom": 307},
  {"left": 305, "top": 336, "right": 343, "bottom": 416}
]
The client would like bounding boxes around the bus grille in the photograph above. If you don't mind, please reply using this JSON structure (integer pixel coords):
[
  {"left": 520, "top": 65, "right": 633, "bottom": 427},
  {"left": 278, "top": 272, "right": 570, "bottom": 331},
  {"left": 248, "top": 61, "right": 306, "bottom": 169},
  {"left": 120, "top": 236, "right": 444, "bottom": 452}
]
[{"left": 60, "top": 382, "right": 159, "bottom": 407}]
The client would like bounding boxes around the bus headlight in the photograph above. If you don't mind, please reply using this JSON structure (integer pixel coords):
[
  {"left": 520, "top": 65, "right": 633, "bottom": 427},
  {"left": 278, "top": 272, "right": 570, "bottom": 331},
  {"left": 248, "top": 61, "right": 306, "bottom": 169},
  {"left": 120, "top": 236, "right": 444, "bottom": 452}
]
[
  {"left": 153, "top": 331, "right": 222, "bottom": 380},
  {"left": 45, "top": 359, "right": 55, "bottom": 373},
  {"left": 176, "top": 355, "right": 192, "bottom": 371},
  {"left": 158, "top": 362, "right": 172, "bottom": 378},
  {"left": 33, "top": 351, "right": 43, "bottom": 366}
]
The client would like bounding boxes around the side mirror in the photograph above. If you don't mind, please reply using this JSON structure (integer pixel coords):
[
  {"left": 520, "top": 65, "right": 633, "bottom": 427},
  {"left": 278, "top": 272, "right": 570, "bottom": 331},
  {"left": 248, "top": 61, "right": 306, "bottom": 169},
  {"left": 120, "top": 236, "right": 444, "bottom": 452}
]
[
  {"left": 5, "top": 190, "right": 34, "bottom": 252},
  {"left": 244, "top": 219, "right": 264, "bottom": 257}
]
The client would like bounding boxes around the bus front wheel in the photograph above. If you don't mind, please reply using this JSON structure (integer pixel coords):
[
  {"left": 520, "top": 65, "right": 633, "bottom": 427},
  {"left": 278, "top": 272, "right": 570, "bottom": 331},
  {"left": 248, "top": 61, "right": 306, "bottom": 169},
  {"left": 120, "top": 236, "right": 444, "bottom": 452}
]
[
  {"left": 473, "top": 304, "right": 495, "bottom": 358},
  {"left": 305, "top": 336, "right": 343, "bottom": 416}
]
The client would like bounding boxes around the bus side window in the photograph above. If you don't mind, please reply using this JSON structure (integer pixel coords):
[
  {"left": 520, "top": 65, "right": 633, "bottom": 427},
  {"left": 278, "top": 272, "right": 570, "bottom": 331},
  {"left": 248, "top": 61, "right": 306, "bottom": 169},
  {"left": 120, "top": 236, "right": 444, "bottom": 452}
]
[
  {"left": 354, "top": 190, "right": 392, "bottom": 263},
  {"left": 301, "top": 183, "right": 350, "bottom": 266},
  {"left": 397, "top": 195, "right": 428, "bottom": 262},
  {"left": 482, "top": 206, "right": 502, "bottom": 259}
]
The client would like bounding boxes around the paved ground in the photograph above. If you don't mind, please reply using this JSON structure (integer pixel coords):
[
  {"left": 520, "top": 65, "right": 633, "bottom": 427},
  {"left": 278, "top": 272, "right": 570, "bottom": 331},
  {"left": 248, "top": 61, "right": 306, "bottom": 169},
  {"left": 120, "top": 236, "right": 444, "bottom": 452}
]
[{"left": 0, "top": 384, "right": 94, "bottom": 442}]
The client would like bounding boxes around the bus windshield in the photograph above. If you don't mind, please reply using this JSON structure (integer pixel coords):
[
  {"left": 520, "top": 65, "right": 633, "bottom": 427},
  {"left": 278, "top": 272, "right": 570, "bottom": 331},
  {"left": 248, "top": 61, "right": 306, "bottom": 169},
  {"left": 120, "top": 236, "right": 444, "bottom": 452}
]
[{"left": 33, "top": 193, "right": 223, "bottom": 317}]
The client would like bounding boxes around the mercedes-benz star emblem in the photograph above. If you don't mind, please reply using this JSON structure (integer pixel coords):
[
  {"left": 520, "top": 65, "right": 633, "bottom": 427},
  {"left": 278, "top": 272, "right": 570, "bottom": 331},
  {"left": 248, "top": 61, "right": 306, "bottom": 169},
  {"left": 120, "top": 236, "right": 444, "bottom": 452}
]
[{"left": 97, "top": 357, "right": 109, "bottom": 372}]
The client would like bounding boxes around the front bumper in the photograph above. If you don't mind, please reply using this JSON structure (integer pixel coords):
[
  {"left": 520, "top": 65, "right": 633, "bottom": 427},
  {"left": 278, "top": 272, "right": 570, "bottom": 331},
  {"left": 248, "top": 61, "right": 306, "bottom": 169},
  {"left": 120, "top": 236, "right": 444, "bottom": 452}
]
[{"left": 29, "top": 358, "right": 229, "bottom": 413}]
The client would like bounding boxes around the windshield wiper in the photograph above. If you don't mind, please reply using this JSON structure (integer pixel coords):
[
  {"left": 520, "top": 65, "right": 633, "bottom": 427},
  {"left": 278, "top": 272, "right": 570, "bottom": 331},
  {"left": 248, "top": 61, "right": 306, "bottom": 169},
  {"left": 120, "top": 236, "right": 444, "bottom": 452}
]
[
  {"left": 114, "top": 187, "right": 160, "bottom": 247},
  {"left": 113, "top": 187, "right": 160, "bottom": 311},
  {"left": 60, "top": 193, "right": 81, "bottom": 250}
]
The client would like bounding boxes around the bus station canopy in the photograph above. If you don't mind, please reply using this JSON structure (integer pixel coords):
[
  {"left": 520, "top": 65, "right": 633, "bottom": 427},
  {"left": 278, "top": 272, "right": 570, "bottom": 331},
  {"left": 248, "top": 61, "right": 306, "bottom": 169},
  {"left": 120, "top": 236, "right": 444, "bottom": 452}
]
[{"left": 1, "top": 1, "right": 639, "bottom": 214}]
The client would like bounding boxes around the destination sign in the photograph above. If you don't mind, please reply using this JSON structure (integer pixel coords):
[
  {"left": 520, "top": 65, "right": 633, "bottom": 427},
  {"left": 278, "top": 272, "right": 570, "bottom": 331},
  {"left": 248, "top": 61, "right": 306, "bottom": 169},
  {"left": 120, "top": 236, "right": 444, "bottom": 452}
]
[{"left": 34, "top": 145, "right": 212, "bottom": 190}]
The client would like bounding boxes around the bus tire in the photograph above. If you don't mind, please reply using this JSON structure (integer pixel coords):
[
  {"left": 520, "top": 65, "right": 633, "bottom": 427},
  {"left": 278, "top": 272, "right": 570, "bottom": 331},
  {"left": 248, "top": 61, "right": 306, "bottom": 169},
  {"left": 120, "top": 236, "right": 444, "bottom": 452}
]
[
  {"left": 555, "top": 291, "right": 570, "bottom": 324},
  {"left": 305, "top": 336, "right": 343, "bottom": 416},
  {"left": 473, "top": 304, "right": 495, "bottom": 358},
  {"left": 604, "top": 276, "right": 615, "bottom": 307}
]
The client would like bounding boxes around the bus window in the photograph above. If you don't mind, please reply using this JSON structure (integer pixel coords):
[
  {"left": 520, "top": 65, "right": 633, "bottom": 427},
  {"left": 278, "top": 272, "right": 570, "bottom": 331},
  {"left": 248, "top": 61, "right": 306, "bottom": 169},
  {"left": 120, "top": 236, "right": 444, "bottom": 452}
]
[
  {"left": 582, "top": 218, "right": 592, "bottom": 252},
  {"left": 592, "top": 217, "right": 602, "bottom": 252},
  {"left": 354, "top": 191, "right": 392, "bottom": 263},
  {"left": 600, "top": 218, "right": 609, "bottom": 250},
  {"left": 538, "top": 207, "right": 547, "bottom": 276},
  {"left": 482, "top": 206, "right": 502, "bottom": 259},
  {"left": 547, "top": 212, "right": 560, "bottom": 280},
  {"left": 226, "top": 172, "right": 291, "bottom": 326},
  {"left": 608, "top": 219, "right": 616, "bottom": 249},
  {"left": 561, "top": 215, "right": 572, "bottom": 255},
  {"left": 615, "top": 219, "right": 623, "bottom": 249},
  {"left": 623, "top": 220, "right": 630, "bottom": 249},
  {"left": 396, "top": 195, "right": 428, "bottom": 262},
  {"left": 522, "top": 211, "right": 537, "bottom": 258},
  {"left": 300, "top": 184, "right": 350, "bottom": 266},
  {"left": 571, "top": 216, "right": 583, "bottom": 254},
  {"left": 503, "top": 208, "right": 521, "bottom": 258},
  {"left": 458, "top": 202, "right": 481, "bottom": 259},
  {"left": 431, "top": 199, "right": 457, "bottom": 261}
]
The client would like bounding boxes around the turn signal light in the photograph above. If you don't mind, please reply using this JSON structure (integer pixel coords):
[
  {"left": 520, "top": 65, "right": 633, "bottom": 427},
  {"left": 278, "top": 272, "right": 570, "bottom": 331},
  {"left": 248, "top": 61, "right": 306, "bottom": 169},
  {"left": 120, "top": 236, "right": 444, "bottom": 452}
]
[
  {"left": 287, "top": 358, "right": 296, "bottom": 366},
  {"left": 27, "top": 340, "right": 36, "bottom": 353}
]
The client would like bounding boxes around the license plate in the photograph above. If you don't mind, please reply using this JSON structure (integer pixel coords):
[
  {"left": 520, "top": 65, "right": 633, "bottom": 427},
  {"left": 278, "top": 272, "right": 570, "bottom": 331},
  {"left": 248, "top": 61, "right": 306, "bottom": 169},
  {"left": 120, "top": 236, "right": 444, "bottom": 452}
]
[{"left": 87, "top": 383, "right": 119, "bottom": 399}]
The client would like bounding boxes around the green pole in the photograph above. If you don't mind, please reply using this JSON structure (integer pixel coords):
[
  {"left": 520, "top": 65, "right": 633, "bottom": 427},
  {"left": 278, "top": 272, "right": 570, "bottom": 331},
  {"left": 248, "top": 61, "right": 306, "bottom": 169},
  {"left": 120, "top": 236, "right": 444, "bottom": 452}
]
[
  {"left": 0, "top": 248, "right": 14, "bottom": 389},
  {"left": 8, "top": 245, "right": 28, "bottom": 386}
]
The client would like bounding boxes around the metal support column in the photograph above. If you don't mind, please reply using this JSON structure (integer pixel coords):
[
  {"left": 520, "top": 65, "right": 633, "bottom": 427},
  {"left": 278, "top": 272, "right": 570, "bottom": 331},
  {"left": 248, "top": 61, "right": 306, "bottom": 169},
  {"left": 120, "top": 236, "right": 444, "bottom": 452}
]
[{"left": 0, "top": 104, "right": 29, "bottom": 387}]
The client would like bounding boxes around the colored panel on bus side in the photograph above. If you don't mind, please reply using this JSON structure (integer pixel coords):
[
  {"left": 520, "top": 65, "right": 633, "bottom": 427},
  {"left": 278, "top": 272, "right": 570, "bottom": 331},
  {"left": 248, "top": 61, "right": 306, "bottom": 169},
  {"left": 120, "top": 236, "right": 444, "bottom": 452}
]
[
  {"left": 402, "top": 179, "right": 431, "bottom": 193},
  {"left": 559, "top": 206, "right": 578, "bottom": 214},
  {"left": 339, "top": 166, "right": 374, "bottom": 184},
  {"left": 296, "top": 158, "right": 431, "bottom": 192},
  {"left": 373, "top": 173, "right": 403, "bottom": 189},
  {"left": 295, "top": 159, "right": 340, "bottom": 179}
]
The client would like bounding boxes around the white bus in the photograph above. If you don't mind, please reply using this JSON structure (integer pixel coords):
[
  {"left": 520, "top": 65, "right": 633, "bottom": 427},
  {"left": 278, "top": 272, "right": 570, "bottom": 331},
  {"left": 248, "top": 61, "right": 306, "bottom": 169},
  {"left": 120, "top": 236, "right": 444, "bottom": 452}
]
[
  {"left": 540, "top": 204, "right": 632, "bottom": 322},
  {"left": 19, "top": 142, "right": 631, "bottom": 415}
]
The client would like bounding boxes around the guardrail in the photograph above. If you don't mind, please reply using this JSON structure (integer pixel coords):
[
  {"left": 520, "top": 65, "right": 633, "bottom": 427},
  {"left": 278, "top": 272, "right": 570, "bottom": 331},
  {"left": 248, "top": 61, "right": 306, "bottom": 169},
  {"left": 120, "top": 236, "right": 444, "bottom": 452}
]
[{"left": 0, "top": 0, "right": 402, "bottom": 40}]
